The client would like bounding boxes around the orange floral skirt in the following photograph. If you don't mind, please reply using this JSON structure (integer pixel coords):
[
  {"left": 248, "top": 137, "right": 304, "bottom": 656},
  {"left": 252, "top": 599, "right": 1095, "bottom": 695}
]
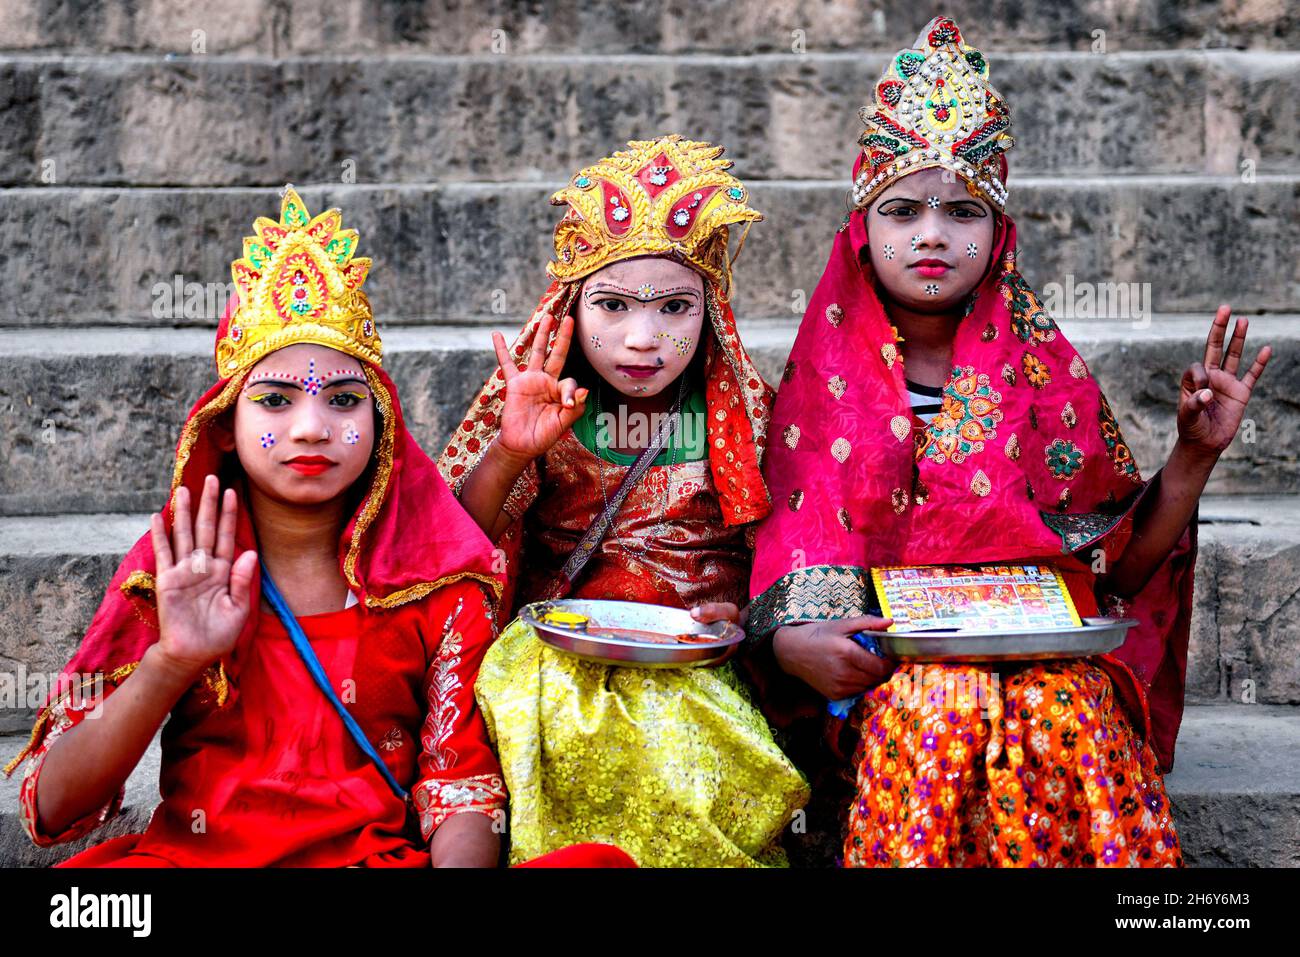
[{"left": 843, "top": 660, "right": 1182, "bottom": 867}]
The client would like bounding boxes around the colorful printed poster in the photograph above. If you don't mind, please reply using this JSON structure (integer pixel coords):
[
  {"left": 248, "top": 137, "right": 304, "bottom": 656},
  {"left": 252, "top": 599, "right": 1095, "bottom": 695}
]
[{"left": 871, "top": 564, "right": 1082, "bottom": 632}]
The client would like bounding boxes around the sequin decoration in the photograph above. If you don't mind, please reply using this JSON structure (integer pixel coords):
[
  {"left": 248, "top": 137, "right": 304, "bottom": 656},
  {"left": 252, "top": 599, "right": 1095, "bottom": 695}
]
[
  {"left": 1002, "top": 272, "right": 1058, "bottom": 346},
  {"left": 1004, "top": 432, "right": 1020, "bottom": 461},
  {"left": 890, "top": 415, "right": 911, "bottom": 442},
  {"left": 831, "top": 437, "right": 852, "bottom": 463},
  {"left": 827, "top": 375, "right": 847, "bottom": 399},
  {"left": 1098, "top": 393, "right": 1142, "bottom": 482},
  {"left": 1021, "top": 351, "right": 1052, "bottom": 389},
  {"left": 970, "top": 469, "right": 992, "bottom": 497},
  {"left": 1061, "top": 401, "right": 1078, "bottom": 428},
  {"left": 783, "top": 424, "right": 800, "bottom": 449},
  {"left": 918, "top": 366, "right": 1003, "bottom": 465},
  {"left": 789, "top": 489, "right": 805, "bottom": 511},
  {"left": 1045, "top": 438, "right": 1084, "bottom": 479},
  {"left": 826, "top": 303, "right": 845, "bottom": 327},
  {"left": 891, "top": 487, "right": 910, "bottom": 514},
  {"left": 1070, "top": 354, "right": 1089, "bottom": 380},
  {"left": 838, "top": 508, "right": 853, "bottom": 532}
]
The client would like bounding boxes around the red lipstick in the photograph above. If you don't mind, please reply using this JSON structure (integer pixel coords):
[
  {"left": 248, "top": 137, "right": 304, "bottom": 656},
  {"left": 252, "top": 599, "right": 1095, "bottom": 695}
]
[
  {"left": 617, "top": 365, "right": 661, "bottom": 379},
  {"left": 911, "top": 258, "right": 952, "bottom": 278},
  {"left": 285, "top": 455, "right": 336, "bottom": 476}
]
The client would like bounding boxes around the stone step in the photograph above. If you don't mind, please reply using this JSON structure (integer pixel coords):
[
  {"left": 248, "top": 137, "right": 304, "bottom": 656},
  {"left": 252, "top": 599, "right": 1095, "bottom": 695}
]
[
  {"left": 2, "top": 703, "right": 1294, "bottom": 866},
  {"left": 0, "top": 496, "right": 1295, "bottom": 730},
  {"left": 2, "top": 178, "right": 1297, "bottom": 329},
  {"left": 1, "top": 0, "right": 1293, "bottom": 56},
  {"left": 1, "top": 316, "right": 1294, "bottom": 514},
  {"left": 4, "top": 50, "right": 1296, "bottom": 185}
]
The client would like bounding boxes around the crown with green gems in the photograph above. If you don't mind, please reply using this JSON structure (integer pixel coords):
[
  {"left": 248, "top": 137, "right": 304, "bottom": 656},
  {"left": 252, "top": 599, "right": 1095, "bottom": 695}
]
[
  {"left": 853, "top": 16, "right": 1014, "bottom": 212},
  {"left": 216, "top": 186, "right": 381, "bottom": 377}
]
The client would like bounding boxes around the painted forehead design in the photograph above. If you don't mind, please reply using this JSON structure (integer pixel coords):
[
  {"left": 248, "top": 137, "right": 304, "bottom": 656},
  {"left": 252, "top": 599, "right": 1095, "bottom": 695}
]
[{"left": 245, "top": 356, "right": 368, "bottom": 395}]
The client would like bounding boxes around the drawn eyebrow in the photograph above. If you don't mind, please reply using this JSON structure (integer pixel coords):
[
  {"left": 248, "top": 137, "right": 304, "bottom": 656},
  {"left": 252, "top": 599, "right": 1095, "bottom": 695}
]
[
  {"left": 878, "top": 197, "right": 985, "bottom": 210},
  {"left": 585, "top": 283, "right": 701, "bottom": 301},
  {"left": 244, "top": 377, "right": 302, "bottom": 391},
  {"left": 320, "top": 376, "right": 369, "bottom": 388}
]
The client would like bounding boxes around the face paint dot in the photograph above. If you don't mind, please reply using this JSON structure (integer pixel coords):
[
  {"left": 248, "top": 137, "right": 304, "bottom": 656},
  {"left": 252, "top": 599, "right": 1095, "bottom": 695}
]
[
  {"left": 302, "top": 358, "right": 324, "bottom": 396},
  {"left": 967, "top": 242, "right": 979, "bottom": 258},
  {"left": 590, "top": 335, "right": 601, "bottom": 349},
  {"left": 343, "top": 425, "right": 360, "bottom": 446},
  {"left": 924, "top": 283, "right": 940, "bottom": 296},
  {"left": 260, "top": 432, "right": 276, "bottom": 448},
  {"left": 927, "top": 196, "right": 941, "bottom": 208},
  {"left": 882, "top": 244, "right": 895, "bottom": 260},
  {"left": 911, "top": 234, "right": 923, "bottom": 252},
  {"left": 636, "top": 283, "right": 656, "bottom": 298}
]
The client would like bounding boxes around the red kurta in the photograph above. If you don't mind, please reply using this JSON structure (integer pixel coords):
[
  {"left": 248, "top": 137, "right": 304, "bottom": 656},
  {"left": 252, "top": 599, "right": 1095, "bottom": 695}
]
[{"left": 22, "top": 581, "right": 507, "bottom": 867}]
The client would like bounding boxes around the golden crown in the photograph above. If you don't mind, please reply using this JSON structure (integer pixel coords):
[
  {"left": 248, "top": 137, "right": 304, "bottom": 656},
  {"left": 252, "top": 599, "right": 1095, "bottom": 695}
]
[
  {"left": 853, "top": 17, "right": 1014, "bottom": 212},
  {"left": 216, "top": 186, "right": 381, "bottom": 377},
  {"left": 547, "top": 135, "right": 762, "bottom": 299}
]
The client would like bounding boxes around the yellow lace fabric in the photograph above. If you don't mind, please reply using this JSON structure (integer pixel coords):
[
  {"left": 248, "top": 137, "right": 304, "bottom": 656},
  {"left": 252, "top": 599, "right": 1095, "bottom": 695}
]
[{"left": 476, "top": 619, "right": 810, "bottom": 866}]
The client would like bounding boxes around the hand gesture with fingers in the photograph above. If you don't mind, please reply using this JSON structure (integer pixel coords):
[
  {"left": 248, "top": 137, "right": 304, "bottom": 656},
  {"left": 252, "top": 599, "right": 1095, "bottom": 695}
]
[
  {"left": 491, "top": 314, "right": 589, "bottom": 464},
  {"left": 151, "top": 475, "right": 259, "bottom": 678},
  {"left": 1177, "top": 305, "right": 1272, "bottom": 459}
]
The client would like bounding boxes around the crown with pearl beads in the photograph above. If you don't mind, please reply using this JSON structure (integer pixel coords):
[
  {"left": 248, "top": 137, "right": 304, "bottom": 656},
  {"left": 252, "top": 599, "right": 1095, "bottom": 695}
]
[
  {"left": 547, "top": 135, "right": 762, "bottom": 300},
  {"left": 216, "top": 186, "right": 382, "bottom": 377},
  {"left": 853, "top": 17, "right": 1014, "bottom": 212}
]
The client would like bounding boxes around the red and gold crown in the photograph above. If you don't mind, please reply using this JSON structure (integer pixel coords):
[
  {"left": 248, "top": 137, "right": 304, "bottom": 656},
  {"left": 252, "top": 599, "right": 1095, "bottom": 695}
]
[
  {"left": 547, "top": 135, "right": 762, "bottom": 300},
  {"left": 216, "top": 186, "right": 381, "bottom": 377},
  {"left": 853, "top": 16, "right": 1014, "bottom": 212}
]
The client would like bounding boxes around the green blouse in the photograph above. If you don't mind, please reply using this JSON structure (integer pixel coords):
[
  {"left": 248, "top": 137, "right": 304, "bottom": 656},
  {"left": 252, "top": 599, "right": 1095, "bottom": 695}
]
[{"left": 571, "top": 386, "right": 707, "bottom": 466}]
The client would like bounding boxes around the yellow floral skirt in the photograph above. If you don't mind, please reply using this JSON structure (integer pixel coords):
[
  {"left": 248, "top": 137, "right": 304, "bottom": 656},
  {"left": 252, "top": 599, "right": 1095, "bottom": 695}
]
[
  {"left": 476, "top": 618, "right": 810, "bottom": 867},
  {"left": 844, "top": 660, "right": 1182, "bottom": 867}
]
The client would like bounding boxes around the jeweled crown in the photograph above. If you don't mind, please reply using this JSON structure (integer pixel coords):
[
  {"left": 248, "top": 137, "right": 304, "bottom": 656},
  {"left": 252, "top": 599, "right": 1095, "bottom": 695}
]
[
  {"left": 853, "top": 17, "right": 1014, "bottom": 212},
  {"left": 216, "top": 186, "right": 381, "bottom": 377},
  {"left": 547, "top": 135, "right": 762, "bottom": 299}
]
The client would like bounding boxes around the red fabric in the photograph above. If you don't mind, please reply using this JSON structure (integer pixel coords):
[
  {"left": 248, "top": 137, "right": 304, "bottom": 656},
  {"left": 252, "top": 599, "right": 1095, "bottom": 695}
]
[
  {"left": 34, "top": 582, "right": 506, "bottom": 866},
  {"left": 514, "top": 843, "right": 638, "bottom": 868},
  {"left": 58, "top": 835, "right": 637, "bottom": 869},
  {"left": 748, "top": 201, "right": 1196, "bottom": 772}
]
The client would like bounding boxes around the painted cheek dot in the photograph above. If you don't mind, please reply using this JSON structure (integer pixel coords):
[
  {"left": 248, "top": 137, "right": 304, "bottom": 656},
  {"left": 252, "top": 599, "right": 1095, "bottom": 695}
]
[
  {"left": 924, "top": 284, "right": 940, "bottom": 296},
  {"left": 343, "top": 425, "right": 360, "bottom": 446},
  {"left": 882, "top": 244, "right": 895, "bottom": 260},
  {"left": 260, "top": 432, "right": 276, "bottom": 448},
  {"left": 911, "top": 234, "right": 924, "bottom": 252},
  {"left": 967, "top": 243, "right": 979, "bottom": 258}
]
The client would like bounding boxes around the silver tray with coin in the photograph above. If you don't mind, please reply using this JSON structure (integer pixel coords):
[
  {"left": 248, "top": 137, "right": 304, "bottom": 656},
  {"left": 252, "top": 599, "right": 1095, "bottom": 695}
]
[
  {"left": 520, "top": 599, "right": 744, "bottom": 668},
  {"left": 877, "top": 617, "right": 1137, "bottom": 662}
]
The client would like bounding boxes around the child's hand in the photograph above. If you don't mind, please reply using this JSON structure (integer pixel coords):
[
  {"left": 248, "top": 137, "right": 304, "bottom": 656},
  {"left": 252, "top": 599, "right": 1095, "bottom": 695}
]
[
  {"left": 150, "top": 475, "right": 259, "bottom": 679},
  {"left": 491, "top": 314, "right": 589, "bottom": 465},
  {"left": 772, "top": 616, "right": 894, "bottom": 700},
  {"left": 1175, "top": 305, "right": 1271, "bottom": 462}
]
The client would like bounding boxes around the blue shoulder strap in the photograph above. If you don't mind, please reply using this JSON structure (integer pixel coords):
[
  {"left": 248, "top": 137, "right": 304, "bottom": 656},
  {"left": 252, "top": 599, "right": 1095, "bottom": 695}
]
[{"left": 260, "top": 568, "right": 408, "bottom": 800}]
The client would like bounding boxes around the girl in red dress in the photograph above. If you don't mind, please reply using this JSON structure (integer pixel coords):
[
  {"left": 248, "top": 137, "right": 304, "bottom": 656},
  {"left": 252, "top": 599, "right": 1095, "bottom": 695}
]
[{"left": 5, "top": 187, "right": 631, "bottom": 868}]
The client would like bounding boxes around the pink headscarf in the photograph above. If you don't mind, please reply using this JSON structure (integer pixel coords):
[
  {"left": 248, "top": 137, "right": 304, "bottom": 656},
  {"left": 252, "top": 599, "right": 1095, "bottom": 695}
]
[{"left": 747, "top": 159, "right": 1195, "bottom": 772}]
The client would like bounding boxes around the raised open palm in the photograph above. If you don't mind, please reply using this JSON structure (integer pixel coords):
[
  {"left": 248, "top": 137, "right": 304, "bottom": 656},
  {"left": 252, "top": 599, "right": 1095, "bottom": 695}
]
[
  {"left": 491, "top": 313, "right": 589, "bottom": 461},
  {"left": 1177, "top": 305, "right": 1272, "bottom": 455},
  {"left": 150, "top": 475, "right": 259, "bottom": 675}
]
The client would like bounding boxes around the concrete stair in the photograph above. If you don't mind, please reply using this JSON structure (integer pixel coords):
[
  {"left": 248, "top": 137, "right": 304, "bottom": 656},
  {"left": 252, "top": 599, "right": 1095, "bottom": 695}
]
[{"left": 0, "top": 0, "right": 1295, "bottom": 866}]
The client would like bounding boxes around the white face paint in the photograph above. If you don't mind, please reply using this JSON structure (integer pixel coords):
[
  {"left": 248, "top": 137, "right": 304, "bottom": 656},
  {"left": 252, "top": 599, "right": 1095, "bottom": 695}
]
[
  {"left": 234, "top": 343, "right": 376, "bottom": 505},
  {"left": 574, "top": 257, "right": 706, "bottom": 398},
  {"left": 865, "top": 168, "right": 996, "bottom": 313}
]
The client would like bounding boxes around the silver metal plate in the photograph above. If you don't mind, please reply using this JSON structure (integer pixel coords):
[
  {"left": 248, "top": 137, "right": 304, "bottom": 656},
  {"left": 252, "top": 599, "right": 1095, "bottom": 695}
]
[
  {"left": 521, "top": 599, "right": 744, "bottom": 668},
  {"left": 877, "top": 617, "right": 1137, "bottom": 662}
]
